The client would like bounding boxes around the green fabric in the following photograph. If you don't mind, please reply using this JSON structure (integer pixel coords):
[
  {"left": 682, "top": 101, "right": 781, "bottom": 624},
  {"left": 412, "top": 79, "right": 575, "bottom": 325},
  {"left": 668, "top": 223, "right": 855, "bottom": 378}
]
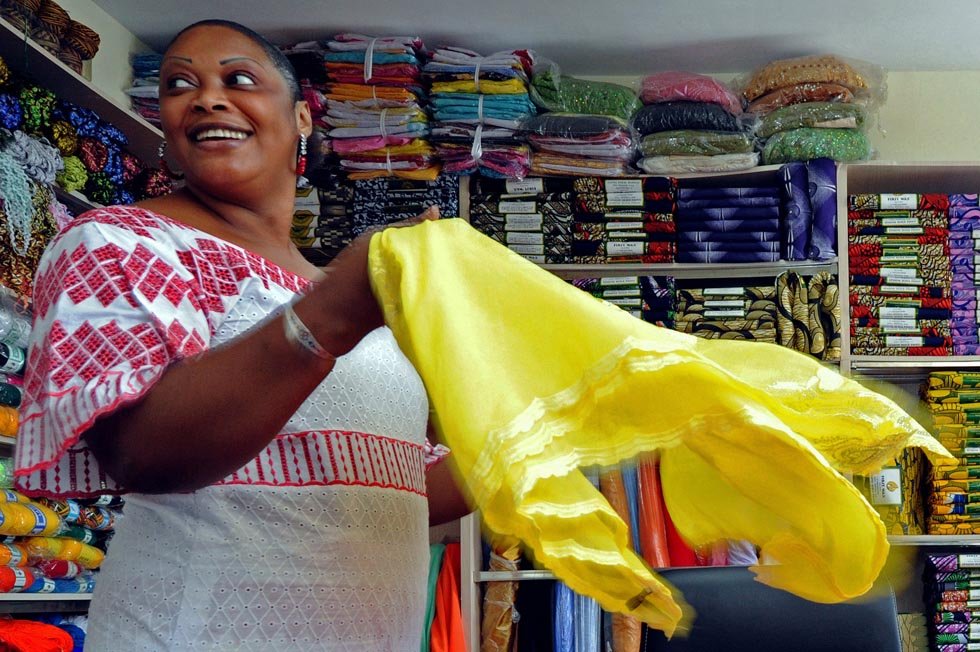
[
  {"left": 757, "top": 102, "right": 866, "bottom": 139},
  {"left": 762, "top": 128, "right": 870, "bottom": 165},
  {"left": 422, "top": 543, "right": 446, "bottom": 652},
  {"left": 530, "top": 68, "right": 640, "bottom": 121},
  {"left": 640, "top": 130, "right": 754, "bottom": 156}
]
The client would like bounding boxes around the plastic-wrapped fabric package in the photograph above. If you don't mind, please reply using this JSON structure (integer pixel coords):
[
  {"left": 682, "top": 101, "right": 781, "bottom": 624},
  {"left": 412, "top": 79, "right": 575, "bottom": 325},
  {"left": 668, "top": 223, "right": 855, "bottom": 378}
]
[
  {"left": 780, "top": 161, "right": 813, "bottom": 261},
  {"left": 639, "top": 71, "right": 742, "bottom": 115},
  {"left": 757, "top": 102, "right": 866, "bottom": 139},
  {"left": 638, "top": 153, "right": 759, "bottom": 175},
  {"left": 530, "top": 62, "right": 640, "bottom": 121},
  {"left": 523, "top": 113, "right": 638, "bottom": 177},
  {"left": 639, "top": 130, "right": 753, "bottom": 157},
  {"left": 762, "top": 128, "right": 870, "bottom": 165},
  {"left": 632, "top": 101, "right": 740, "bottom": 135},
  {"left": 739, "top": 54, "right": 878, "bottom": 102},
  {"left": 746, "top": 82, "right": 855, "bottom": 115}
]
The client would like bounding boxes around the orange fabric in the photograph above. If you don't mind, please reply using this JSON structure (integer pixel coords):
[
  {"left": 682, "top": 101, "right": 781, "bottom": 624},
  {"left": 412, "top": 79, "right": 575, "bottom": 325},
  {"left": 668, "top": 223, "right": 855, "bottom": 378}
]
[
  {"left": 601, "top": 470, "right": 642, "bottom": 652},
  {"left": 0, "top": 619, "right": 74, "bottom": 651},
  {"left": 431, "top": 543, "right": 466, "bottom": 652},
  {"left": 637, "top": 459, "right": 671, "bottom": 568}
]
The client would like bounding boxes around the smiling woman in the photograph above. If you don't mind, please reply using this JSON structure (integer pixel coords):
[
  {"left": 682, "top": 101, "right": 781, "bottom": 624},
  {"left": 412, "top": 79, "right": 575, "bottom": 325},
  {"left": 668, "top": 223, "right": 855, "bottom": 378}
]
[{"left": 12, "top": 19, "right": 460, "bottom": 652}]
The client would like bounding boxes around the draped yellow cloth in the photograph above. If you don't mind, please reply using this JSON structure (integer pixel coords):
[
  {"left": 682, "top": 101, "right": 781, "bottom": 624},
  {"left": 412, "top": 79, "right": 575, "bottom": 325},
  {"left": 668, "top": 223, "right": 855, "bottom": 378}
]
[{"left": 368, "top": 219, "right": 952, "bottom": 636}]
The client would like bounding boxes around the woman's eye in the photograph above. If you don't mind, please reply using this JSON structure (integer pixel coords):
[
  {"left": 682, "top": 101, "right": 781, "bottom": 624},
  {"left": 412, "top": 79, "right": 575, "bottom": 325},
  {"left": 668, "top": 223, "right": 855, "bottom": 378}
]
[
  {"left": 167, "top": 77, "right": 193, "bottom": 90},
  {"left": 229, "top": 73, "right": 256, "bottom": 86}
]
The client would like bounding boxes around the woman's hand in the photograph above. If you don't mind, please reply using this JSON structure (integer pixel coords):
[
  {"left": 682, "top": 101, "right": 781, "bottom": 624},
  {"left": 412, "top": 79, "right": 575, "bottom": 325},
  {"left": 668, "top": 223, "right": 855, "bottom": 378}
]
[{"left": 300, "top": 206, "right": 440, "bottom": 357}]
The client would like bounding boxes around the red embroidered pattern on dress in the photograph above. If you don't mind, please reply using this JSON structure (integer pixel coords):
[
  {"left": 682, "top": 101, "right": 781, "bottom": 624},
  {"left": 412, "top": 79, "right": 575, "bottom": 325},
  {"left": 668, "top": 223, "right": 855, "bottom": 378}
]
[{"left": 220, "top": 431, "right": 427, "bottom": 496}]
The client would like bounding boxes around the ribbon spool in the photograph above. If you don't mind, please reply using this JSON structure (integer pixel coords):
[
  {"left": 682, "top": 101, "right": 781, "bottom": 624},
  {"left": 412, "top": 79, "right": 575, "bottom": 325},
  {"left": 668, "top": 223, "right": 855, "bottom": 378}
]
[
  {"left": 63, "top": 19, "right": 99, "bottom": 60},
  {"left": 54, "top": 155, "right": 86, "bottom": 192},
  {"left": 36, "top": 0, "right": 69, "bottom": 38},
  {"left": 56, "top": 45, "right": 82, "bottom": 74}
]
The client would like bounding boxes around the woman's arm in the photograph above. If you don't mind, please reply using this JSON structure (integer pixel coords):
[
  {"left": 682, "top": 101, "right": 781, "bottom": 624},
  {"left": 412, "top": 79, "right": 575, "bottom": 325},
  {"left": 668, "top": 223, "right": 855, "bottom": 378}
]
[{"left": 426, "top": 460, "right": 471, "bottom": 526}]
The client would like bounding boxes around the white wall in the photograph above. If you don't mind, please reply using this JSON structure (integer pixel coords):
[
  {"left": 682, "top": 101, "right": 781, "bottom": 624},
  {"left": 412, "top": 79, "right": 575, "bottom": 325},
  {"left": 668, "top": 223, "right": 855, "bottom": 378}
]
[{"left": 58, "top": 0, "right": 151, "bottom": 107}]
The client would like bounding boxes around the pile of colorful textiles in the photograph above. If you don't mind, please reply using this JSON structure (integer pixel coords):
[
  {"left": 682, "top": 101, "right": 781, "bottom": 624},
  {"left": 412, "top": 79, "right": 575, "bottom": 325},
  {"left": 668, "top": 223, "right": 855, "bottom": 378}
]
[
  {"left": 675, "top": 181, "right": 781, "bottom": 263},
  {"left": 926, "top": 553, "right": 980, "bottom": 652},
  {"left": 635, "top": 71, "right": 756, "bottom": 174},
  {"left": 321, "top": 34, "right": 438, "bottom": 180},
  {"left": 847, "top": 193, "right": 980, "bottom": 356},
  {"left": 523, "top": 114, "right": 637, "bottom": 177},
  {"left": 571, "top": 276, "right": 675, "bottom": 326},
  {"left": 422, "top": 47, "right": 535, "bottom": 178},
  {"left": 674, "top": 285, "right": 778, "bottom": 343},
  {"left": 571, "top": 176, "right": 676, "bottom": 263},
  {"left": 125, "top": 53, "right": 161, "bottom": 127},
  {"left": 740, "top": 55, "right": 878, "bottom": 165},
  {"left": 947, "top": 202, "right": 980, "bottom": 354},
  {"left": 470, "top": 176, "right": 574, "bottom": 264},
  {"left": 775, "top": 271, "right": 841, "bottom": 361},
  {"left": 923, "top": 372, "right": 980, "bottom": 536},
  {"left": 350, "top": 175, "right": 459, "bottom": 235}
]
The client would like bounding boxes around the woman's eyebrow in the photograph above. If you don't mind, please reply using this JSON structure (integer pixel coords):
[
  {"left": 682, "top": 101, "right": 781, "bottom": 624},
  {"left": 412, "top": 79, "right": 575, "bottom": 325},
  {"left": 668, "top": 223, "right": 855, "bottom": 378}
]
[
  {"left": 219, "top": 56, "right": 265, "bottom": 67},
  {"left": 162, "top": 55, "right": 193, "bottom": 64}
]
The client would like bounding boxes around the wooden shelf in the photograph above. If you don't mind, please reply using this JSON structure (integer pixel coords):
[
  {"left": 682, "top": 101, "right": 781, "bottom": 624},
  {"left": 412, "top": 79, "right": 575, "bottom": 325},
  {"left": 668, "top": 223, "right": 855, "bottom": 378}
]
[
  {"left": 0, "top": 436, "right": 15, "bottom": 447},
  {"left": 0, "top": 14, "right": 162, "bottom": 162},
  {"left": 889, "top": 535, "right": 980, "bottom": 547},
  {"left": 475, "top": 570, "right": 556, "bottom": 582},
  {"left": 542, "top": 259, "right": 838, "bottom": 280},
  {"left": 0, "top": 593, "right": 92, "bottom": 601},
  {"left": 850, "top": 356, "right": 980, "bottom": 372},
  {"left": 0, "top": 593, "right": 91, "bottom": 613}
]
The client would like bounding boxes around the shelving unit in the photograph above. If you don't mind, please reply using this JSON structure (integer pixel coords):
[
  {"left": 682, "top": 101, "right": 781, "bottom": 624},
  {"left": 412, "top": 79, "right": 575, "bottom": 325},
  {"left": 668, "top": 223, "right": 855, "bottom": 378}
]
[
  {"left": 0, "top": 14, "right": 162, "bottom": 162},
  {"left": 543, "top": 259, "right": 838, "bottom": 280},
  {"left": 53, "top": 187, "right": 100, "bottom": 216}
]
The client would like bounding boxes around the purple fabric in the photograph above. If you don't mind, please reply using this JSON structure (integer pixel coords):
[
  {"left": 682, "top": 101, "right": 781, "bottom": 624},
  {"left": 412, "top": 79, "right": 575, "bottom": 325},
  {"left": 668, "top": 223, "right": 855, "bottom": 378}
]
[
  {"left": 676, "top": 251, "right": 781, "bottom": 263},
  {"left": 953, "top": 280, "right": 980, "bottom": 290},
  {"left": 955, "top": 344, "right": 980, "bottom": 355},
  {"left": 951, "top": 194, "right": 980, "bottom": 207},
  {"left": 677, "top": 186, "right": 780, "bottom": 200},
  {"left": 954, "top": 289, "right": 980, "bottom": 300},
  {"left": 680, "top": 241, "right": 781, "bottom": 253},
  {"left": 780, "top": 162, "right": 812, "bottom": 261},
  {"left": 677, "top": 196, "right": 781, "bottom": 209},
  {"left": 675, "top": 218, "right": 780, "bottom": 232},
  {"left": 805, "top": 158, "right": 837, "bottom": 261},
  {"left": 677, "top": 231, "right": 779, "bottom": 243},
  {"left": 676, "top": 206, "right": 780, "bottom": 220}
]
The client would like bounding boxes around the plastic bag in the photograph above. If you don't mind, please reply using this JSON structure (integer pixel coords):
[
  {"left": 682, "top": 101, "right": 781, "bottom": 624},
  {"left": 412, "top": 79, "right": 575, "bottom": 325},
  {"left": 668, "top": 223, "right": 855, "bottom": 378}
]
[
  {"left": 737, "top": 55, "right": 886, "bottom": 108},
  {"left": 762, "top": 128, "right": 870, "bottom": 165},
  {"left": 521, "top": 113, "right": 632, "bottom": 138},
  {"left": 638, "top": 152, "right": 760, "bottom": 174},
  {"left": 632, "top": 101, "right": 740, "bottom": 136},
  {"left": 639, "top": 71, "right": 742, "bottom": 115},
  {"left": 757, "top": 102, "right": 866, "bottom": 139},
  {"left": 530, "top": 60, "right": 640, "bottom": 121},
  {"left": 640, "top": 130, "right": 753, "bottom": 156},
  {"left": 746, "top": 82, "right": 854, "bottom": 115}
]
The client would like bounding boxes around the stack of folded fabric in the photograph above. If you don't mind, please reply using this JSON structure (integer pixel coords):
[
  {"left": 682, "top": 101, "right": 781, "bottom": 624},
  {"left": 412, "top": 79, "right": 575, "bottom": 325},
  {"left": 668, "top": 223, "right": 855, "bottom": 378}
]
[
  {"left": 350, "top": 176, "right": 459, "bottom": 236},
  {"left": 848, "top": 193, "right": 954, "bottom": 356},
  {"left": 923, "top": 371, "right": 980, "bottom": 536},
  {"left": 947, "top": 199, "right": 980, "bottom": 354},
  {"left": 775, "top": 271, "right": 842, "bottom": 361},
  {"left": 523, "top": 114, "right": 637, "bottom": 177},
  {"left": 321, "top": 34, "right": 437, "bottom": 180},
  {"left": 294, "top": 181, "right": 355, "bottom": 266},
  {"left": 570, "top": 276, "right": 675, "bottom": 326},
  {"left": 779, "top": 159, "right": 838, "bottom": 261},
  {"left": 470, "top": 176, "right": 574, "bottom": 264},
  {"left": 634, "top": 72, "right": 756, "bottom": 174},
  {"left": 125, "top": 53, "right": 162, "bottom": 127},
  {"left": 673, "top": 286, "right": 778, "bottom": 342},
  {"left": 926, "top": 553, "right": 980, "bottom": 651},
  {"left": 0, "top": 291, "right": 29, "bottom": 443},
  {"left": 674, "top": 182, "right": 782, "bottom": 263},
  {"left": 422, "top": 47, "right": 535, "bottom": 178},
  {"left": 289, "top": 186, "right": 321, "bottom": 249},
  {"left": 740, "top": 55, "right": 880, "bottom": 165},
  {"left": 571, "top": 177, "right": 676, "bottom": 263}
]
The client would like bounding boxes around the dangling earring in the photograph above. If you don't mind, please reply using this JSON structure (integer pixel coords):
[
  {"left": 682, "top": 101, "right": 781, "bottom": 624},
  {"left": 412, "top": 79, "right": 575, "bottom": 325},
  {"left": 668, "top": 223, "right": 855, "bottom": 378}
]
[
  {"left": 158, "top": 141, "right": 184, "bottom": 180},
  {"left": 296, "top": 134, "right": 308, "bottom": 177}
]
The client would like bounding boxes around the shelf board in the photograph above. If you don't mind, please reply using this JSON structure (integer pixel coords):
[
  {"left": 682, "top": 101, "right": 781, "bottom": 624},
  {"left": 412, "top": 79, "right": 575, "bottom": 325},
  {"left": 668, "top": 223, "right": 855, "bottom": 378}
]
[
  {"left": 542, "top": 259, "right": 838, "bottom": 279},
  {"left": 475, "top": 570, "right": 556, "bottom": 582},
  {"left": 0, "top": 593, "right": 91, "bottom": 613},
  {"left": 0, "top": 593, "right": 92, "bottom": 601},
  {"left": 889, "top": 535, "right": 980, "bottom": 547},
  {"left": 850, "top": 356, "right": 980, "bottom": 372},
  {"left": 54, "top": 186, "right": 100, "bottom": 215},
  {"left": 0, "top": 14, "right": 162, "bottom": 162},
  {"left": 0, "top": 436, "right": 15, "bottom": 447},
  {"left": 671, "top": 163, "right": 783, "bottom": 181}
]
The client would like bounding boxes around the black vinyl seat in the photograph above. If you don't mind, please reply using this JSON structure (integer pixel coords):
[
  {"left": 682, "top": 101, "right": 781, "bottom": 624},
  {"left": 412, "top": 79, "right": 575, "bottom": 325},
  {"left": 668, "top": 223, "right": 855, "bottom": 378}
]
[{"left": 641, "top": 566, "right": 901, "bottom": 652}]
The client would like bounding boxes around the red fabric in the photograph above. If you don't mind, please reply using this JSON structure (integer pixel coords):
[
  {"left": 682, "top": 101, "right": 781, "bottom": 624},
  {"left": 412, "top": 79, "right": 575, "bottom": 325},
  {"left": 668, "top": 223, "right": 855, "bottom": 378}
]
[
  {"left": 636, "top": 459, "right": 671, "bottom": 569},
  {"left": 659, "top": 465, "right": 698, "bottom": 567},
  {"left": 430, "top": 543, "right": 465, "bottom": 652},
  {"left": 0, "top": 619, "right": 73, "bottom": 651}
]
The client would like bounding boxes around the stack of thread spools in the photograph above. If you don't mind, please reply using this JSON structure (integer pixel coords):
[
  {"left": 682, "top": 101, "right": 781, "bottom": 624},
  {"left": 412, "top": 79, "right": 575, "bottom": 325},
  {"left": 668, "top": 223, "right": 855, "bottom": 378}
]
[{"left": 0, "top": 0, "right": 101, "bottom": 74}]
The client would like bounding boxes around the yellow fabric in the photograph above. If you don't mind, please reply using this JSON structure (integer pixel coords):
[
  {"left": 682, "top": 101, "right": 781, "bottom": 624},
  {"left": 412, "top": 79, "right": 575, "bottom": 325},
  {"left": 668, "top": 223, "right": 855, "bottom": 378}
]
[
  {"left": 347, "top": 166, "right": 441, "bottom": 181},
  {"left": 429, "top": 79, "right": 527, "bottom": 95},
  {"left": 324, "top": 83, "right": 419, "bottom": 102},
  {"left": 355, "top": 140, "right": 435, "bottom": 158},
  {"left": 368, "top": 219, "right": 952, "bottom": 636}
]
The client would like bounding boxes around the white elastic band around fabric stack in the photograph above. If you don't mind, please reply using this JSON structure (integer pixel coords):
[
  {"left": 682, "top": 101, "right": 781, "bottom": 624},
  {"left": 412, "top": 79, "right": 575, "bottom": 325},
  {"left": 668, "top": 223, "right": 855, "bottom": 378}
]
[
  {"left": 379, "top": 108, "right": 389, "bottom": 139},
  {"left": 364, "top": 37, "right": 378, "bottom": 83},
  {"left": 371, "top": 84, "right": 379, "bottom": 107},
  {"left": 473, "top": 57, "right": 483, "bottom": 93},
  {"left": 470, "top": 94, "right": 484, "bottom": 164},
  {"left": 384, "top": 149, "right": 393, "bottom": 175}
]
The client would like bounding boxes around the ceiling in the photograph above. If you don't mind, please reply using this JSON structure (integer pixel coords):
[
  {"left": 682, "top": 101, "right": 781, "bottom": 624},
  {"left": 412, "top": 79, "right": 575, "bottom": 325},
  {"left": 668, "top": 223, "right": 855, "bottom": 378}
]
[{"left": 93, "top": 0, "right": 980, "bottom": 76}]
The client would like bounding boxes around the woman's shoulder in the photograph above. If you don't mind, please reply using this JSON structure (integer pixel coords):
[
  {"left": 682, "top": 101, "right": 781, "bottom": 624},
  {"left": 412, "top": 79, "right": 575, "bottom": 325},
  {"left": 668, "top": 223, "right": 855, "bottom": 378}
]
[{"left": 66, "top": 204, "right": 191, "bottom": 238}]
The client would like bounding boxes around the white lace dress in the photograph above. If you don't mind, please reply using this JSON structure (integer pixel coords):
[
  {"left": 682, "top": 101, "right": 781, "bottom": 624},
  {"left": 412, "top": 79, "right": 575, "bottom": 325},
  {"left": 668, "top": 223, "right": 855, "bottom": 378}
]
[{"left": 14, "top": 207, "right": 430, "bottom": 650}]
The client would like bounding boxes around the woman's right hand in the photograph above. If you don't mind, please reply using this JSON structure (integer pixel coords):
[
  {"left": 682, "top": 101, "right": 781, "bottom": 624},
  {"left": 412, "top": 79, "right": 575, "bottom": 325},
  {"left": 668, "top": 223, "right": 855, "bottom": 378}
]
[{"left": 302, "top": 206, "right": 440, "bottom": 357}]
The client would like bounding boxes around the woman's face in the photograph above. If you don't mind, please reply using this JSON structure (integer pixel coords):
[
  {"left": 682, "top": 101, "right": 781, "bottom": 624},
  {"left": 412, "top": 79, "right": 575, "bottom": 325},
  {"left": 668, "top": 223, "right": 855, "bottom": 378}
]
[{"left": 159, "top": 25, "right": 310, "bottom": 193}]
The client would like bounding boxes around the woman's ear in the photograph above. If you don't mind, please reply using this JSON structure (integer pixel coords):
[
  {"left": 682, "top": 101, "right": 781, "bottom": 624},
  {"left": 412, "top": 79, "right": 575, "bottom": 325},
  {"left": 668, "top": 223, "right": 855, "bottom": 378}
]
[{"left": 295, "top": 100, "right": 313, "bottom": 136}]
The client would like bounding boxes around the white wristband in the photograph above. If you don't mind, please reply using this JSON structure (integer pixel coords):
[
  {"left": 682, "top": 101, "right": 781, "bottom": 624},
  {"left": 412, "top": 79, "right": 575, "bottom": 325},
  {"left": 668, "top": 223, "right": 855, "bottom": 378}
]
[{"left": 283, "top": 304, "right": 335, "bottom": 361}]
